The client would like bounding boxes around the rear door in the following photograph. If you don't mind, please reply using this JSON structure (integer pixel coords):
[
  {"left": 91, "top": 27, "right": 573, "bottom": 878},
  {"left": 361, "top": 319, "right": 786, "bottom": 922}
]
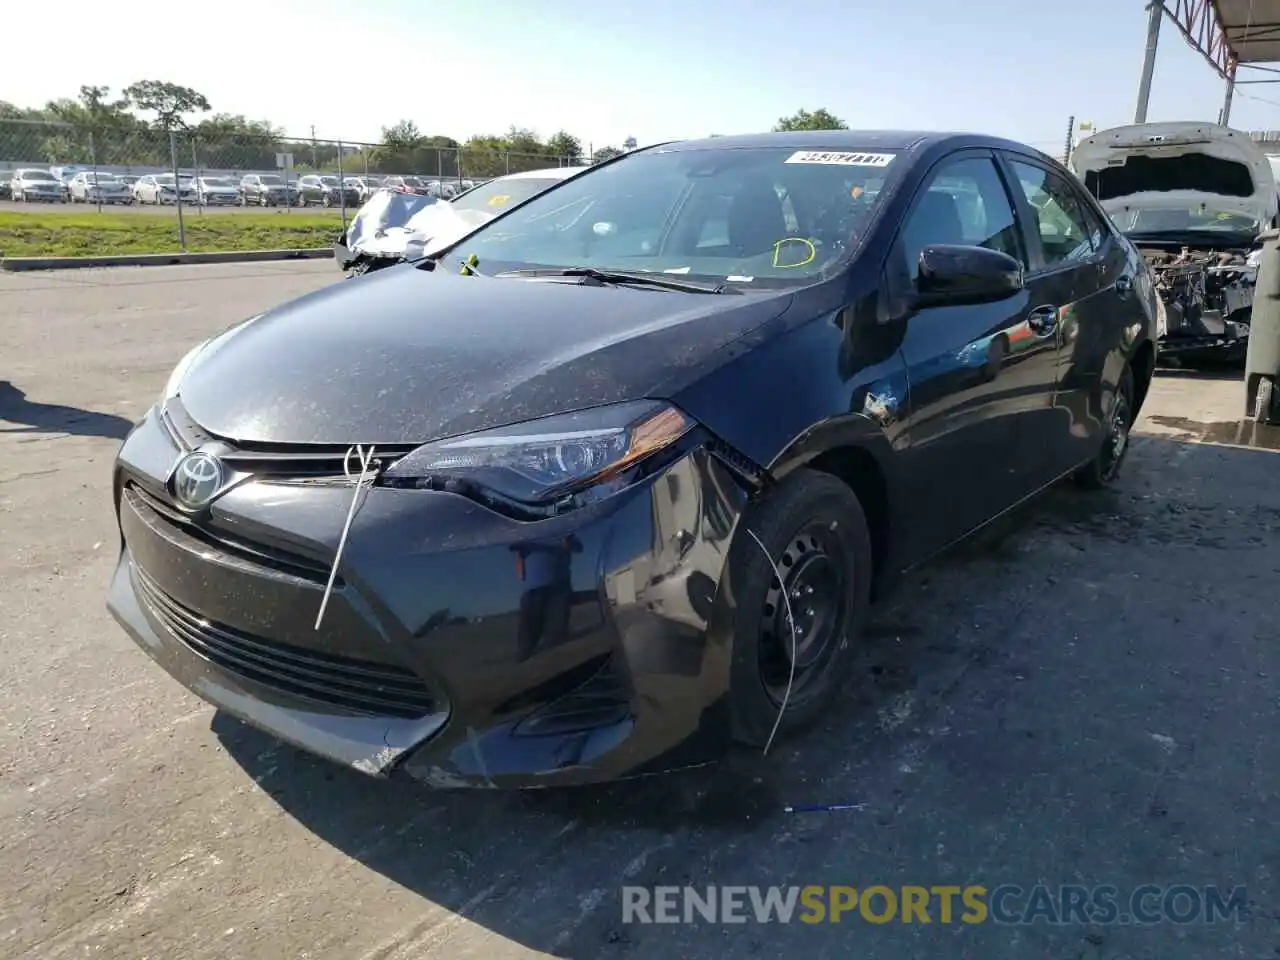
[{"left": 999, "top": 153, "right": 1133, "bottom": 478}]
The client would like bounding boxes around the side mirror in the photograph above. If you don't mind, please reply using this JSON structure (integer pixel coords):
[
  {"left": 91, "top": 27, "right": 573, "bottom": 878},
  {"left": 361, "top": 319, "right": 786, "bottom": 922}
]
[{"left": 915, "top": 244, "right": 1023, "bottom": 306}]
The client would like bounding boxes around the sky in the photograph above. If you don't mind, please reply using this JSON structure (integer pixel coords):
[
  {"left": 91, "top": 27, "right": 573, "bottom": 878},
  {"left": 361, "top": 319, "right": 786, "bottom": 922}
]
[{"left": 3, "top": 0, "right": 1280, "bottom": 152}]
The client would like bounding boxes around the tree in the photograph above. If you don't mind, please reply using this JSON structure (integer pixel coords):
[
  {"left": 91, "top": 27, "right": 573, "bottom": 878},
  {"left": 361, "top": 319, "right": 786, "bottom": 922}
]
[
  {"left": 123, "top": 80, "right": 211, "bottom": 131},
  {"left": 591, "top": 145, "right": 624, "bottom": 164},
  {"left": 773, "top": 108, "right": 848, "bottom": 132},
  {"left": 545, "top": 130, "right": 583, "bottom": 164},
  {"left": 193, "top": 114, "right": 282, "bottom": 169}
]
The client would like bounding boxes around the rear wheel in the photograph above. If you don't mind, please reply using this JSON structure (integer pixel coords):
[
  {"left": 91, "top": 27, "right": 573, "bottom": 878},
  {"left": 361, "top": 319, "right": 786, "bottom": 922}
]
[
  {"left": 1075, "top": 364, "right": 1136, "bottom": 489},
  {"left": 727, "top": 469, "right": 871, "bottom": 748}
]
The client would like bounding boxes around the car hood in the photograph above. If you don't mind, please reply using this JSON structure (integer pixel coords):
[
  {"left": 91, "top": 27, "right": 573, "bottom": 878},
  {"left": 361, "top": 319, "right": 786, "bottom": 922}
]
[
  {"left": 177, "top": 265, "right": 794, "bottom": 445},
  {"left": 1072, "top": 121, "right": 1278, "bottom": 225}
]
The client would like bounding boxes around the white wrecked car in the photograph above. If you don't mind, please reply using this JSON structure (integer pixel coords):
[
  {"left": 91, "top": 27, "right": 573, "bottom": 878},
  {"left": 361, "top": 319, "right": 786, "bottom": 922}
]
[
  {"left": 1073, "top": 121, "right": 1277, "bottom": 362},
  {"left": 335, "top": 166, "right": 591, "bottom": 275}
]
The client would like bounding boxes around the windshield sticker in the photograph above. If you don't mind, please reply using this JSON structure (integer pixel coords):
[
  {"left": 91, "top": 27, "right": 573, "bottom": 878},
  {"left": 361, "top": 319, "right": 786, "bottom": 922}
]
[
  {"left": 773, "top": 237, "right": 817, "bottom": 269},
  {"left": 725, "top": 275, "right": 754, "bottom": 282},
  {"left": 784, "top": 151, "right": 895, "bottom": 167},
  {"left": 487, "top": 194, "right": 511, "bottom": 207},
  {"left": 663, "top": 266, "right": 692, "bottom": 274}
]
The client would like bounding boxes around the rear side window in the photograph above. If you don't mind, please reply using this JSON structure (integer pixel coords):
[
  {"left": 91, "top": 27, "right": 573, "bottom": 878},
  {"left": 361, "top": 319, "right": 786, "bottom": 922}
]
[
  {"left": 1008, "top": 160, "right": 1098, "bottom": 268},
  {"left": 899, "top": 156, "right": 1023, "bottom": 281}
]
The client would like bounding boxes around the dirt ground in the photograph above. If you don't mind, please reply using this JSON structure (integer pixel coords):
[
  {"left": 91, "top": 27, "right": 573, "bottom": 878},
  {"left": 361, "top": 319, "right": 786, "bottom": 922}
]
[{"left": 2, "top": 262, "right": 1277, "bottom": 959}]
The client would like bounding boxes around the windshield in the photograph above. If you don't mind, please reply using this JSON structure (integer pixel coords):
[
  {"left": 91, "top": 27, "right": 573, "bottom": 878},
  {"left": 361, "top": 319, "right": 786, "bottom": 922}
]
[
  {"left": 21, "top": 170, "right": 58, "bottom": 181},
  {"left": 259, "top": 174, "right": 283, "bottom": 185},
  {"left": 318, "top": 176, "right": 339, "bottom": 186},
  {"left": 444, "top": 147, "right": 898, "bottom": 285},
  {"left": 1111, "top": 204, "right": 1261, "bottom": 237},
  {"left": 201, "top": 177, "right": 232, "bottom": 187},
  {"left": 86, "top": 173, "right": 119, "bottom": 182},
  {"left": 452, "top": 177, "right": 564, "bottom": 214}
]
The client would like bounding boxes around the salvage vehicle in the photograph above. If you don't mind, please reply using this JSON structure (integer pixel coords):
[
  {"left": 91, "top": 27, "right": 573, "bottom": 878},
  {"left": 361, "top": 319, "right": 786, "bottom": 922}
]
[
  {"left": 1073, "top": 122, "right": 1276, "bottom": 364},
  {"left": 66, "top": 171, "right": 133, "bottom": 204},
  {"left": 108, "top": 131, "right": 1157, "bottom": 789},
  {"left": 334, "top": 166, "right": 590, "bottom": 275},
  {"left": 9, "top": 168, "right": 67, "bottom": 202}
]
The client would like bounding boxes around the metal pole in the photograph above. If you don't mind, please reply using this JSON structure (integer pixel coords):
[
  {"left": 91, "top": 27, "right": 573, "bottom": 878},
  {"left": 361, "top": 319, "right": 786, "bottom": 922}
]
[
  {"left": 336, "top": 139, "right": 347, "bottom": 230},
  {"left": 170, "top": 129, "right": 187, "bottom": 252},
  {"left": 192, "top": 138, "right": 203, "bottom": 215},
  {"left": 1221, "top": 58, "right": 1238, "bottom": 126},
  {"left": 1135, "top": 0, "right": 1163, "bottom": 124},
  {"left": 1062, "top": 115, "right": 1075, "bottom": 165},
  {"left": 90, "top": 130, "right": 101, "bottom": 213}
]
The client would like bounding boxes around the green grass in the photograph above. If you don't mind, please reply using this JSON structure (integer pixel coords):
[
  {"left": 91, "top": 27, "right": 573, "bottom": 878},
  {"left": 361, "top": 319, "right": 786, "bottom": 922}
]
[{"left": 0, "top": 210, "right": 347, "bottom": 258}]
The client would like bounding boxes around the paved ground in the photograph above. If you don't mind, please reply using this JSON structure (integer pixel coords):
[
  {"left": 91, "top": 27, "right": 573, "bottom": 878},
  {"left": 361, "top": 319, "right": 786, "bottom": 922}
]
[
  {"left": 3, "top": 261, "right": 1278, "bottom": 959},
  {"left": 0, "top": 200, "right": 347, "bottom": 216}
]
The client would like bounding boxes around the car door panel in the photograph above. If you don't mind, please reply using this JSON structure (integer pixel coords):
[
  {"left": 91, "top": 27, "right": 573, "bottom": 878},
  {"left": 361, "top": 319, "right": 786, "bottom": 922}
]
[
  {"left": 889, "top": 151, "right": 1046, "bottom": 558},
  {"left": 1001, "top": 154, "right": 1132, "bottom": 477}
]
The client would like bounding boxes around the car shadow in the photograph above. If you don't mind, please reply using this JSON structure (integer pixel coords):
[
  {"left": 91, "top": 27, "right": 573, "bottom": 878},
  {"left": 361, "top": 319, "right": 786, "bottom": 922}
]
[
  {"left": 0, "top": 380, "right": 133, "bottom": 439},
  {"left": 1154, "top": 363, "right": 1243, "bottom": 382},
  {"left": 209, "top": 431, "right": 1279, "bottom": 957}
]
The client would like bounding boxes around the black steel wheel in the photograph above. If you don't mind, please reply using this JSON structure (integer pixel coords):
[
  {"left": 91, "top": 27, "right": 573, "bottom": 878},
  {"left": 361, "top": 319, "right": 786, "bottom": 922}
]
[
  {"left": 1075, "top": 363, "right": 1135, "bottom": 489},
  {"left": 726, "top": 469, "right": 871, "bottom": 748}
]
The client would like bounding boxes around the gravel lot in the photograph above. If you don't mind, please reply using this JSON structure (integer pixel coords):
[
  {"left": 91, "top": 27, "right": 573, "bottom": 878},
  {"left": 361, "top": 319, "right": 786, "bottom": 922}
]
[{"left": 3, "top": 261, "right": 1277, "bottom": 960}]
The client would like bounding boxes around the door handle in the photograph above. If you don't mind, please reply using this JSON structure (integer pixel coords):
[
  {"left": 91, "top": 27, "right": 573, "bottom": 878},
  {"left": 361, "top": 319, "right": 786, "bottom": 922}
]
[
  {"left": 1026, "top": 305, "right": 1058, "bottom": 337},
  {"left": 1114, "top": 274, "right": 1133, "bottom": 295}
]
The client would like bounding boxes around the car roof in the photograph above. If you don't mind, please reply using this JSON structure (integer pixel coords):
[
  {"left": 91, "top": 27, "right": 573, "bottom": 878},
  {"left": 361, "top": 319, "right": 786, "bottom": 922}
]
[{"left": 651, "top": 129, "right": 1050, "bottom": 158}]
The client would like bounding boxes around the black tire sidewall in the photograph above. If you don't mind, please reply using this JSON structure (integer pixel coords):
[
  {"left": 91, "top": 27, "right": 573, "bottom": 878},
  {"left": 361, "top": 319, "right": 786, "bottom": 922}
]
[
  {"left": 1076, "top": 363, "right": 1136, "bottom": 489},
  {"left": 726, "top": 469, "right": 872, "bottom": 747}
]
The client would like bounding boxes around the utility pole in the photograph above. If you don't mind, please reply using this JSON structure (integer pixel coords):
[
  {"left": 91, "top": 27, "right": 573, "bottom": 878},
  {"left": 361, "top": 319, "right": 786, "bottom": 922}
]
[
  {"left": 1063, "top": 115, "right": 1075, "bottom": 165},
  {"left": 310, "top": 124, "right": 318, "bottom": 168},
  {"left": 1135, "top": 0, "right": 1163, "bottom": 124}
]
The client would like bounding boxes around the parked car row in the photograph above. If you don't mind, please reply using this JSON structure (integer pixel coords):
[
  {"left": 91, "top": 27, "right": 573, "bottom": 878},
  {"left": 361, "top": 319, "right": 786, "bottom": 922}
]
[{"left": 2, "top": 165, "right": 485, "bottom": 205}]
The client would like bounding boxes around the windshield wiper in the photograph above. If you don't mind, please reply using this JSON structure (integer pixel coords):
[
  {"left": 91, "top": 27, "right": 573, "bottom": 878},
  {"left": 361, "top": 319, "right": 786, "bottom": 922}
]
[{"left": 495, "top": 266, "right": 734, "bottom": 294}]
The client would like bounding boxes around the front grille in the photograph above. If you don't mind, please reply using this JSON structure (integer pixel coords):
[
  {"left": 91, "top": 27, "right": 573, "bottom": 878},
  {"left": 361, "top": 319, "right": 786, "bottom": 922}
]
[
  {"left": 134, "top": 566, "right": 438, "bottom": 719},
  {"left": 161, "top": 397, "right": 418, "bottom": 479},
  {"left": 124, "top": 483, "right": 335, "bottom": 584}
]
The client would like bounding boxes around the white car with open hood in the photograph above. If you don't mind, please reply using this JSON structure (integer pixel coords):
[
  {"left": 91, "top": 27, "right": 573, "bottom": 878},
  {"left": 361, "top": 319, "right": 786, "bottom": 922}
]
[
  {"left": 1073, "top": 121, "right": 1276, "bottom": 362},
  {"left": 335, "top": 166, "right": 591, "bottom": 275}
]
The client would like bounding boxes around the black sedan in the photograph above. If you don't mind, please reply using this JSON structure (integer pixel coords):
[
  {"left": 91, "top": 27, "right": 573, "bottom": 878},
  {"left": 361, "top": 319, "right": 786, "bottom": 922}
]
[{"left": 107, "top": 130, "right": 1158, "bottom": 789}]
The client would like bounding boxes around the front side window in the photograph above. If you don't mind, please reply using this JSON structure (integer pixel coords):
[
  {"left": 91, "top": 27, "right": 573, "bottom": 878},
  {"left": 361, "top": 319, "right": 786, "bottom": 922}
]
[
  {"left": 443, "top": 146, "right": 903, "bottom": 286},
  {"left": 1009, "top": 160, "right": 1097, "bottom": 268},
  {"left": 899, "top": 156, "right": 1023, "bottom": 281}
]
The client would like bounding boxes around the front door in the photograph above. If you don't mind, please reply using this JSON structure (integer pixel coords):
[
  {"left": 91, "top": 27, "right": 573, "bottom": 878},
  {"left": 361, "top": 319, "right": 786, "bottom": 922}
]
[{"left": 892, "top": 151, "right": 1047, "bottom": 558}]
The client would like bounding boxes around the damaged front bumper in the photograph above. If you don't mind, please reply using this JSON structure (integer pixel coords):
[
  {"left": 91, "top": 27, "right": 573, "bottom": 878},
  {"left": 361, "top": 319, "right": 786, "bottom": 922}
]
[{"left": 106, "top": 404, "right": 748, "bottom": 788}]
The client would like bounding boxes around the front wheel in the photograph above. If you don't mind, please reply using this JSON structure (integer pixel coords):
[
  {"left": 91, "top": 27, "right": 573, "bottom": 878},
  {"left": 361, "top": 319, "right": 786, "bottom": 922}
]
[
  {"left": 1075, "top": 363, "right": 1136, "bottom": 489},
  {"left": 726, "top": 469, "right": 872, "bottom": 749}
]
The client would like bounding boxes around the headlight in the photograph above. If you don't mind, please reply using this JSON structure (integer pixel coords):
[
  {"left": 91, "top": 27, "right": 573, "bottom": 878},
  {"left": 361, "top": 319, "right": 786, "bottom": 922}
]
[
  {"left": 160, "top": 341, "right": 209, "bottom": 404},
  {"left": 384, "top": 401, "right": 694, "bottom": 505}
]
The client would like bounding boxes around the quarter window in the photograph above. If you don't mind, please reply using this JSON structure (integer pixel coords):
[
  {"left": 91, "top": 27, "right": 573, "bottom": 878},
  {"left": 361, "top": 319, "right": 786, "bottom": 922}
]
[
  {"left": 1009, "top": 160, "right": 1098, "bottom": 267},
  {"left": 900, "top": 156, "right": 1023, "bottom": 281}
]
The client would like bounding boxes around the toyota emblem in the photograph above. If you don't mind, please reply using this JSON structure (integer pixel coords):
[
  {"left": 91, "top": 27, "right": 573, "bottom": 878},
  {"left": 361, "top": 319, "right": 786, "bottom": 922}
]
[{"left": 172, "top": 450, "right": 225, "bottom": 509}]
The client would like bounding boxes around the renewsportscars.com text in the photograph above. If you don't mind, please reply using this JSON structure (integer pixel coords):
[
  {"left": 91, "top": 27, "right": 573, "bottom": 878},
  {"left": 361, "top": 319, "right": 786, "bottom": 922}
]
[{"left": 621, "top": 884, "right": 1248, "bottom": 926}]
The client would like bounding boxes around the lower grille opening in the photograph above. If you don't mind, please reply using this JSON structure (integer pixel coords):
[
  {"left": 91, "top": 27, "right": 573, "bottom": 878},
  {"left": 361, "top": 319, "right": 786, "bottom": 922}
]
[
  {"left": 512, "top": 655, "right": 633, "bottom": 737},
  {"left": 134, "top": 568, "right": 438, "bottom": 719}
]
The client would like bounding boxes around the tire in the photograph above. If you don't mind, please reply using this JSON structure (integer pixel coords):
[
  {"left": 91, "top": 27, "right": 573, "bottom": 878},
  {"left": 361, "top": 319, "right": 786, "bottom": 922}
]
[
  {"left": 1074, "top": 363, "right": 1136, "bottom": 489},
  {"left": 725, "top": 469, "right": 872, "bottom": 748},
  {"left": 1254, "top": 377, "right": 1276, "bottom": 425}
]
